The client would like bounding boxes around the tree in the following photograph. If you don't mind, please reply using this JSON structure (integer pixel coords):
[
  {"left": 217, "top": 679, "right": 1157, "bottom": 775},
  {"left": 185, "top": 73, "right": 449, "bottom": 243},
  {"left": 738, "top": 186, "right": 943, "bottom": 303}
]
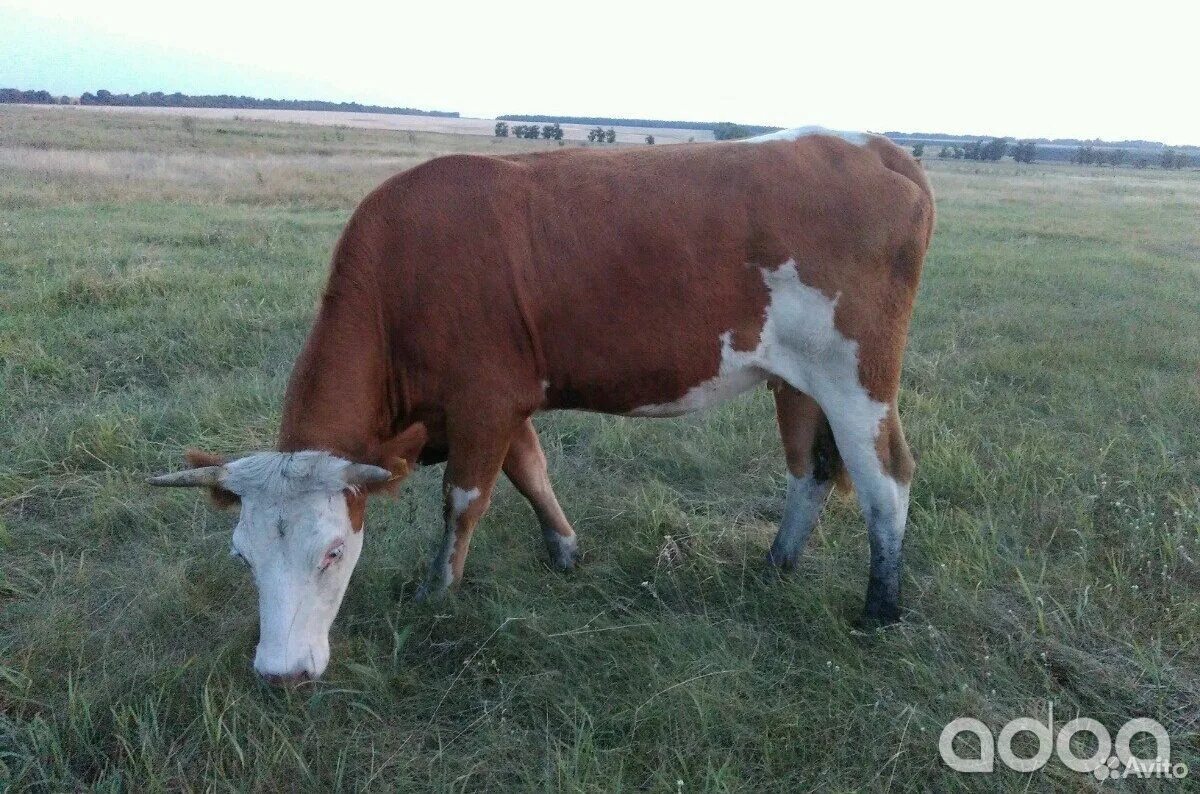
[
  {"left": 980, "top": 137, "right": 1009, "bottom": 161},
  {"left": 1159, "top": 148, "right": 1191, "bottom": 169},
  {"left": 539, "top": 122, "right": 563, "bottom": 140},
  {"left": 712, "top": 122, "right": 751, "bottom": 140},
  {"left": 912, "top": 143, "right": 924, "bottom": 158},
  {"left": 494, "top": 121, "right": 508, "bottom": 137},
  {"left": 1072, "top": 145, "right": 1098, "bottom": 165},
  {"left": 1107, "top": 148, "right": 1127, "bottom": 167},
  {"left": 588, "top": 126, "right": 605, "bottom": 143},
  {"left": 938, "top": 146, "right": 952, "bottom": 158},
  {"left": 1011, "top": 141, "right": 1037, "bottom": 163},
  {"left": 604, "top": 128, "right": 616, "bottom": 144},
  {"left": 646, "top": 135, "right": 655, "bottom": 145}
]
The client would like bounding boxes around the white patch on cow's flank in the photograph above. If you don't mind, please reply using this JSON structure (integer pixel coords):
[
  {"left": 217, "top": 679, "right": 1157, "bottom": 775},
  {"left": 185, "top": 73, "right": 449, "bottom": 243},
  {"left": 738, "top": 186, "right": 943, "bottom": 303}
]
[
  {"left": 629, "top": 260, "right": 888, "bottom": 439},
  {"left": 627, "top": 331, "right": 765, "bottom": 417},
  {"left": 742, "top": 125, "right": 869, "bottom": 146},
  {"left": 750, "top": 260, "right": 894, "bottom": 509},
  {"left": 628, "top": 258, "right": 911, "bottom": 613}
]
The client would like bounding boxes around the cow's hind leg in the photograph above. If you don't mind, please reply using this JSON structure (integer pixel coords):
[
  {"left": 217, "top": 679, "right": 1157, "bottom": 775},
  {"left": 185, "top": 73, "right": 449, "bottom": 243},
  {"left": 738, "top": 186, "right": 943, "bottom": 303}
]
[
  {"left": 766, "top": 383, "right": 839, "bottom": 570},
  {"left": 823, "top": 399, "right": 914, "bottom": 624},
  {"left": 503, "top": 418, "right": 578, "bottom": 570}
]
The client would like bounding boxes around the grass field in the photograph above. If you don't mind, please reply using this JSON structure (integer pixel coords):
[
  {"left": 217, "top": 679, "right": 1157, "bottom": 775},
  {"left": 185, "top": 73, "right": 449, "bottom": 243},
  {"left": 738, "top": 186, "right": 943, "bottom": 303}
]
[
  {"left": 18, "top": 104, "right": 717, "bottom": 145},
  {"left": 1, "top": 105, "right": 1198, "bottom": 791}
]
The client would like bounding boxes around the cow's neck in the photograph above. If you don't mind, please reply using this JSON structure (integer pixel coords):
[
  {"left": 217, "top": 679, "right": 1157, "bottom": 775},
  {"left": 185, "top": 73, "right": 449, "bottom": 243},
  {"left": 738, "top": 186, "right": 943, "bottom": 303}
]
[{"left": 277, "top": 277, "right": 395, "bottom": 463}]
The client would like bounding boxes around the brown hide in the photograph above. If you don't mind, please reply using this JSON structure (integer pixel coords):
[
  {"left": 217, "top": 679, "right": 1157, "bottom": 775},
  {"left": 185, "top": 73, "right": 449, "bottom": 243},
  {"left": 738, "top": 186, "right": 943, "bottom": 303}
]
[{"left": 276, "top": 134, "right": 934, "bottom": 467}]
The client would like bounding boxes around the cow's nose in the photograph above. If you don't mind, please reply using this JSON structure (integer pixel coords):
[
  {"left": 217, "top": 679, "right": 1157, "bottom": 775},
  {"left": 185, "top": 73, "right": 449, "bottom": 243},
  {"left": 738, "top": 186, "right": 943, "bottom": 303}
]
[{"left": 257, "top": 669, "right": 312, "bottom": 687}]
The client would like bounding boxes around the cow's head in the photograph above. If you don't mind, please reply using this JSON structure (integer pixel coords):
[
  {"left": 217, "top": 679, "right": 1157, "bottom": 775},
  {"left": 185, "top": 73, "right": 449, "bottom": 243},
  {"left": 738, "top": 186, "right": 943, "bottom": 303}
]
[{"left": 149, "top": 437, "right": 423, "bottom": 683}]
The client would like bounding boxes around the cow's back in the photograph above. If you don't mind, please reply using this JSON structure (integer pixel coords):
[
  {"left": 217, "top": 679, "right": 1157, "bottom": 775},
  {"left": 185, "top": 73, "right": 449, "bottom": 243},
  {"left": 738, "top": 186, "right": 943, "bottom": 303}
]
[
  {"left": 509, "top": 138, "right": 932, "bottom": 411},
  {"left": 338, "top": 136, "right": 933, "bottom": 415}
]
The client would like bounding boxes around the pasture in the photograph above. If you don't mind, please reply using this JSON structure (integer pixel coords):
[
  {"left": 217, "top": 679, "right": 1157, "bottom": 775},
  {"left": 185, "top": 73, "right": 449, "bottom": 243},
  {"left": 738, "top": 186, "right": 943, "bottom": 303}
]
[
  {"left": 21, "top": 104, "right": 716, "bottom": 144},
  {"left": 1, "top": 105, "right": 1197, "bottom": 790}
]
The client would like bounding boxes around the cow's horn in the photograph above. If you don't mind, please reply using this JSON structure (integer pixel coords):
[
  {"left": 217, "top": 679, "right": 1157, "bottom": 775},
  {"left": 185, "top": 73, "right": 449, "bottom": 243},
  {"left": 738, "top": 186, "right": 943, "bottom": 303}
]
[
  {"left": 147, "top": 466, "right": 226, "bottom": 487},
  {"left": 341, "top": 463, "right": 394, "bottom": 486}
]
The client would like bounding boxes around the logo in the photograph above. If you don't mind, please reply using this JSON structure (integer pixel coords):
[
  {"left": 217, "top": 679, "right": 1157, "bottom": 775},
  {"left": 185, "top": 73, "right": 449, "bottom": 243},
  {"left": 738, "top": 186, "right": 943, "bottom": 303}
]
[{"left": 938, "top": 703, "right": 1188, "bottom": 781}]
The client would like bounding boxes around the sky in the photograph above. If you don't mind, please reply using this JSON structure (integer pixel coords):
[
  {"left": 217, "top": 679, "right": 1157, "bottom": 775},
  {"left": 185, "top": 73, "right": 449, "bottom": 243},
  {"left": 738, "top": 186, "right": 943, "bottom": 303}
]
[{"left": 2, "top": 0, "right": 1197, "bottom": 145}]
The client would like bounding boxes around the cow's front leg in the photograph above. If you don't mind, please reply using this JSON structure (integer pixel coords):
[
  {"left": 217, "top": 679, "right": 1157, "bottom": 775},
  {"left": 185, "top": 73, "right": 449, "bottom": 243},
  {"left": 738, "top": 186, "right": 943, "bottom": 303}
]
[
  {"left": 503, "top": 418, "right": 578, "bottom": 570},
  {"left": 414, "top": 417, "right": 515, "bottom": 602}
]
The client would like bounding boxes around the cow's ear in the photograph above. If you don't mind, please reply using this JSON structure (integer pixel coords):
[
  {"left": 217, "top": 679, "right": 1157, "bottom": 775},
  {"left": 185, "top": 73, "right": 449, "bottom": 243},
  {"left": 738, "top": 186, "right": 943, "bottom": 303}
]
[
  {"left": 184, "top": 448, "right": 240, "bottom": 509},
  {"left": 367, "top": 422, "right": 429, "bottom": 495}
]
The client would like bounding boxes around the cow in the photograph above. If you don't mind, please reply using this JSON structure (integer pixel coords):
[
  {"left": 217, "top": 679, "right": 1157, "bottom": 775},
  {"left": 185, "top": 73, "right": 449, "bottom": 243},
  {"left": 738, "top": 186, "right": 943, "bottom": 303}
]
[{"left": 149, "top": 127, "right": 935, "bottom": 683}]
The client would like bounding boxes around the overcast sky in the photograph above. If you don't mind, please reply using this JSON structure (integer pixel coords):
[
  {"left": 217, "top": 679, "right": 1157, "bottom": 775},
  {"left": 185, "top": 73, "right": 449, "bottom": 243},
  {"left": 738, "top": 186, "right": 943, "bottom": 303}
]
[{"left": 3, "top": 0, "right": 1197, "bottom": 144}]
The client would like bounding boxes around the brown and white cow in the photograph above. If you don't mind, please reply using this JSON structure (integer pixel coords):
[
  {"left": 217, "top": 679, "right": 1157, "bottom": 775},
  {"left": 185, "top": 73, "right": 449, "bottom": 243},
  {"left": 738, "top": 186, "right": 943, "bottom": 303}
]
[{"left": 150, "top": 127, "right": 934, "bottom": 682}]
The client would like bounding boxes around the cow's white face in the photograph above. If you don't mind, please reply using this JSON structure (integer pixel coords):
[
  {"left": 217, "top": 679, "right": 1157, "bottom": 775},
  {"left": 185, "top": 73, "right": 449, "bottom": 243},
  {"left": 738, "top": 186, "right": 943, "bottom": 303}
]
[
  {"left": 232, "top": 477, "right": 362, "bottom": 681},
  {"left": 150, "top": 450, "right": 393, "bottom": 683},
  {"left": 224, "top": 453, "right": 382, "bottom": 682}
]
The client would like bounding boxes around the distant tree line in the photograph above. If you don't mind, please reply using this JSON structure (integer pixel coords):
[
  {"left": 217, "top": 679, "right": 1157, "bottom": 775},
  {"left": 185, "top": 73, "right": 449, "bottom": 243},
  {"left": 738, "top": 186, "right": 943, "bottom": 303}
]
[
  {"left": 495, "top": 121, "right": 564, "bottom": 140},
  {"left": 929, "top": 136, "right": 1190, "bottom": 169},
  {"left": 0, "top": 87, "right": 458, "bottom": 117},
  {"left": 0, "top": 88, "right": 67, "bottom": 104},
  {"left": 914, "top": 134, "right": 1198, "bottom": 165},
  {"left": 936, "top": 138, "right": 1016, "bottom": 161},
  {"left": 499, "top": 114, "right": 780, "bottom": 138},
  {"left": 494, "top": 122, "right": 630, "bottom": 144},
  {"left": 712, "top": 123, "right": 756, "bottom": 140},
  {"left": 889, "top": 129, "right": 1189, "bottom": 150},
  {"left": 1071, "top": 145, "right": 1189, "bottom": 169}
]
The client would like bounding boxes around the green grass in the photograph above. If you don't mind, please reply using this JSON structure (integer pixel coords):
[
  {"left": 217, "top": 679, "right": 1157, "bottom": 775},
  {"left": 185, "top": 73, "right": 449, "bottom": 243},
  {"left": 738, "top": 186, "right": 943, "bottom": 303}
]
[{"left": 1, "top": 105, "right": 1198, "bottom": 791}]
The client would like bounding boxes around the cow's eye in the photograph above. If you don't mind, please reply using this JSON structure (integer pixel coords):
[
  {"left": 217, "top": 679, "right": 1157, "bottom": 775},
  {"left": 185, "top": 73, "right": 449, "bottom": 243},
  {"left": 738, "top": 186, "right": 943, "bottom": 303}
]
[{"left": 321, "top": 542, "right": 345, "bottom": 571}]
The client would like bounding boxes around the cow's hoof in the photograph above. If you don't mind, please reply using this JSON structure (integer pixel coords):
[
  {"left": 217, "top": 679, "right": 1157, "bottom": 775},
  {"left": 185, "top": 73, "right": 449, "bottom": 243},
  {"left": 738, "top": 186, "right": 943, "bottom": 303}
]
[
  {"left": 413, "top": 580, "right": 450, "bottom": 604},
  {"left": 543, "top": 528, "right": 579, "bottom": 572},
  {"left": 859, "top": 600, "right": 901, "bottom": 627},
  {"left": 765, "top": 548, "right": 799, "bottom": 572}
]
